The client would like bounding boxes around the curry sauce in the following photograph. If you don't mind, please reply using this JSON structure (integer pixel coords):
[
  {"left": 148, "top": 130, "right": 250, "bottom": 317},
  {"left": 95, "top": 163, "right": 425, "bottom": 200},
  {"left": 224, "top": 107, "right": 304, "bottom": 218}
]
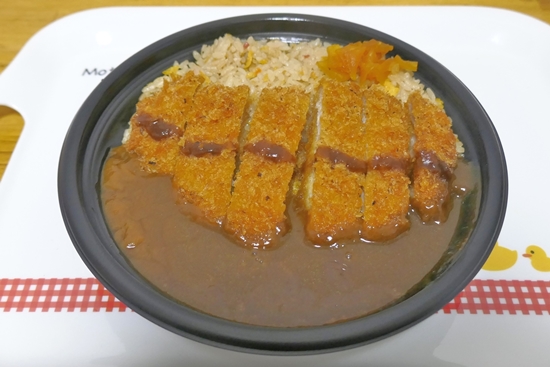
[{"left": 101, "top": 146, "right": 477, "bottom": 327}]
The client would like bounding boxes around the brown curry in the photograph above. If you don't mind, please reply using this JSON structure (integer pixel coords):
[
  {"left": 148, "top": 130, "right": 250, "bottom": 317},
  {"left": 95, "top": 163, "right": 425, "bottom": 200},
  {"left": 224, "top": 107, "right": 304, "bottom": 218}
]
[{"left": 101, "top": 146, "right": 476, "bottom": 327}]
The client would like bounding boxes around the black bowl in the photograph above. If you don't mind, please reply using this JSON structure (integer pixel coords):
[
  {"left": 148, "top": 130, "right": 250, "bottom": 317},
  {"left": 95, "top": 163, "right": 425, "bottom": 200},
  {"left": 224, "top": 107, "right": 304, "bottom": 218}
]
[{"left": 58, "top": 13, "right": 507, "bottom": 355}]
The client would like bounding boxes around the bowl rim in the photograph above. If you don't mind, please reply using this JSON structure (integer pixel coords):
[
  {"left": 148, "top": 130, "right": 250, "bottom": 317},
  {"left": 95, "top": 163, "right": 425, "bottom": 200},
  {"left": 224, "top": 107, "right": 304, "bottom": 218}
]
[{"left": 58, "top": 13, "right": 508, "bottom": 355}]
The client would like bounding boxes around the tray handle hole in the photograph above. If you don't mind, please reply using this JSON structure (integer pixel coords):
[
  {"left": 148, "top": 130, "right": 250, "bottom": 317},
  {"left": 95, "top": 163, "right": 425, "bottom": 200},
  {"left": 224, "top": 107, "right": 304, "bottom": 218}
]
[{"left": 0, "top": 105, "right": 24, "bottom": 180}]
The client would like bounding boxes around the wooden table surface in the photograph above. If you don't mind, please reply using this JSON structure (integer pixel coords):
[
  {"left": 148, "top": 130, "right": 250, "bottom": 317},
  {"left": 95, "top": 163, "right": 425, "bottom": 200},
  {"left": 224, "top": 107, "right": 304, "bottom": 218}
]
[{"left": 1, "top": 0, "right": 549, "bottom": 180}]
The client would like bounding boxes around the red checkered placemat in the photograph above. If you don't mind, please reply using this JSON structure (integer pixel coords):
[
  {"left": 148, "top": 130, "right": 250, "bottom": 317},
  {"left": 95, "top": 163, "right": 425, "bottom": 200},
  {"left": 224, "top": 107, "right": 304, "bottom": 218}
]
[
  {"left": 1, "top": 278, "right": 549, "bottom": 314},
  {"left": 442, "top": 279, "right": 550, "bottom": 315},
  {"left": 0, "top": 278, "right": 128, "bottom": 312}
]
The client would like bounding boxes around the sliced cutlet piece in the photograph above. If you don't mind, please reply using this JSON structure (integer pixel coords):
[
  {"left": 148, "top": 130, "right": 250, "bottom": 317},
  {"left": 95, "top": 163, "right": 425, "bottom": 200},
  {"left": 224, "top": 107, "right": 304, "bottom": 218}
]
[
  {"left": 225, "top": 87, "right": 310, "bottom": 247},
  {"left": 182, "top": 83, "right": 250, "bottom": 152},
  {"left": 124, "top": 71, "right": 204, "bottom": 175},
  {"left": 362, "top": 85, "right": 412, "bottom": 242},
  {"left": 173, "top": 149, "right": 238, "bottom": 224},
  {"left": 305, "top": 79, "right": 365, "bottom": 245},
  {"left": 225, "top": 152, "right": 296, "bottom": 246},
  {"left": 408, "top": 91, "right": 458, "bottom": 222},
  {"left": 244, "top": 87, "right": 309, "bottom": 156},
  {"left": 172, "top": 83, "right": 249, "bottom": 224},
  {"left": 364, "top": 85, "right": 412, "bottom": 171},
  {"left": 363, "top": 170, "right": 411, "bottom": 242},
  {"left": 410, "top": 166, "right": 451, "bottom": 222},
  {"left": 307, "top": 160, "right": 365, "bottom": 245},
  {"left": 316, "top": 79, "right": 367, "bottom": 166}
]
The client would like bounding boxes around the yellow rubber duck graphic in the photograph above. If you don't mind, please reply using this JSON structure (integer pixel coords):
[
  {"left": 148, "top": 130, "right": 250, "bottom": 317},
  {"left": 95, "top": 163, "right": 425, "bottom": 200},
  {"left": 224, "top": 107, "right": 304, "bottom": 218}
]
[
  {"left": 482, "top": 242, "right": 518, "bottom": 271},
  {"left": 523, "top": 245, "right": 550, "bottom": 272}
]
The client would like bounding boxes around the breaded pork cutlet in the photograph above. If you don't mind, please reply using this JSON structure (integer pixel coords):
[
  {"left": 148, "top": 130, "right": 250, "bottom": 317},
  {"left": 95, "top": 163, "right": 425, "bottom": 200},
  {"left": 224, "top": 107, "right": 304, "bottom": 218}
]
[
  {"left": 363, "top": 169, "right": 411, "bottom": 242},
  {"left": 173, "top": 83, "right": 249, "bottom": 224},
  {"left": 364, "top": 85, "right": 412, "bottom": 171},
  {"left": 304, "top": 79, "right": 366, "bottom": 245},
  {"left": 362, "top": 85, "right": 412, "bottom": 241},
  {"left": 225, "top": 87, "right": 309, "bottom": 247},
  {"left": 124, "top": 71, "right": 204, "bottom": 175},
  {"left": 408, "top": 91, "right": 458, "bottom": 222}
]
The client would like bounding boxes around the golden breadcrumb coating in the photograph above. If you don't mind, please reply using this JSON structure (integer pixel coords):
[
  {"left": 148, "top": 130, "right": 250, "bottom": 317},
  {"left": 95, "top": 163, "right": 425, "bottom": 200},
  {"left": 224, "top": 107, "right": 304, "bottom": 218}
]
[
  {"left": 225, "top": 152, "right": 295, "bottom": 246},
  {"left": 135, "top": 72, "right": 205, "bottom": 130},
  {"left": 225, "top": 87, "right": 310, "bottom": 246},
  {"left": 364, "top": 85, "right": 412, "bottom": 168},
  {"left": 183, "top": 84, "right": 249, "bottom": 147},
  {"left": 411, "top": 165, "right": 451, "bottom": 223},
  {"left": 361, "top": 85, "right": 412, "bottom": 241},
  {"left": 317, "top": 78, "right": 366, "bottom": 161},
  {"left": 408, "top": 91, "right": 457, "bottom": 170},
  {"left": 245, "top": 87, "right": 310, "bottom": 154},
  {"left": 173, "top": 84, "right": 250, "bottom": 224},
  {"left": 408, "top": 91, "right": 457, "bottom": 222},
  {"left": 124, "top": 72, "right": 204, "bottom": 174},
  {"left": 303, "top": 79, "right": 366, "bottom": 245},
  {"left": 173, "top": 149, "right": 237, "bottom": 224},
  {"left": 124, "top": 132, "right": 181, "bottom": 176},
  {"left": 306, "top": 158, "right": 363, "bottom": 245},
  {"left": 363, "top": 169, "right": 411, "bottom": 242}
]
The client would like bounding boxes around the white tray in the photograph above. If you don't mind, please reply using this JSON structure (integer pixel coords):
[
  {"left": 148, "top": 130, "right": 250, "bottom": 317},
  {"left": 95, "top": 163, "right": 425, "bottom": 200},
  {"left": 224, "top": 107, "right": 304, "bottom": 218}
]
[{"left": 1, "top": 6, "right": 550, "bottom": 366}]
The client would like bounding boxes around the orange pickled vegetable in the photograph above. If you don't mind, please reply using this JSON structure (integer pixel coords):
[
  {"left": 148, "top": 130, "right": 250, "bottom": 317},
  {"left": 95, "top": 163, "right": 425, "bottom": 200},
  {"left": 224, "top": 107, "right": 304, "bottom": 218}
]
[{"left": 317, "top": 40, "right": 418, "bottom": 84}]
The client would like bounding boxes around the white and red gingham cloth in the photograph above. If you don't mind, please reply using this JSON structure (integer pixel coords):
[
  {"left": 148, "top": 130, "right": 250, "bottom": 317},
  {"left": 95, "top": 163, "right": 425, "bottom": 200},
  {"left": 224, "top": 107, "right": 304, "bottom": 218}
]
[{"left": 2, "top": 278, "right": 549, "bottom": 315}]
